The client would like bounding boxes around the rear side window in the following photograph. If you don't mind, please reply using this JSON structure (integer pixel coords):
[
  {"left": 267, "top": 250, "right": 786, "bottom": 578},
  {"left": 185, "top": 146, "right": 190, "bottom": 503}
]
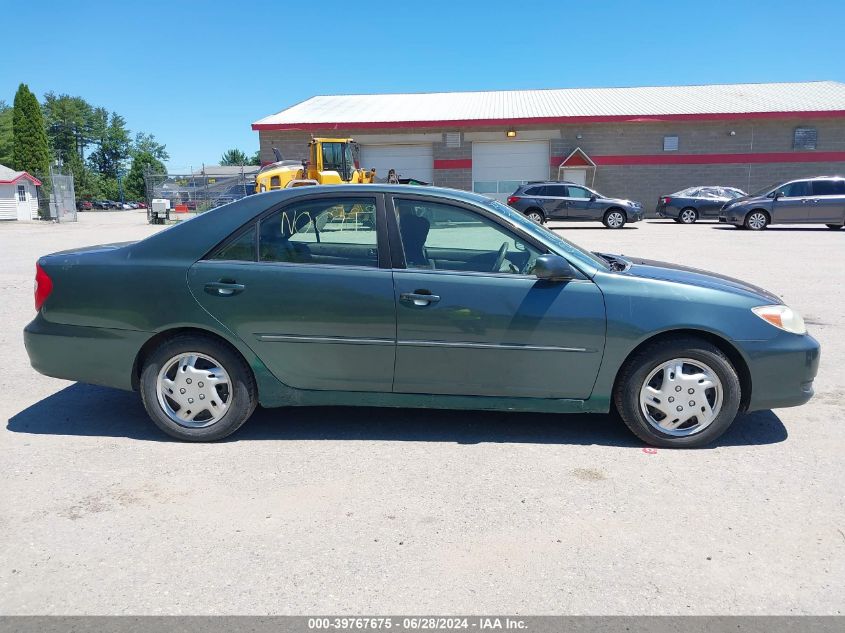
[
  {"left": 779, "top": 181, "right": 811, "bottom": 197},
  {"left": 811, "top": 180, "right": 845, "bottom": 196},
  {"left": 524, "top": 186, "right": 547, "bottom": 196},
  {"left": 209, "top": 225, "right": 257, "bottom": 261},
  {"left": 259, "top": 197, "right": 379, "bottom": 267},
  {"left": 545, "top": 185, "right": 569, "bottom": 197}
]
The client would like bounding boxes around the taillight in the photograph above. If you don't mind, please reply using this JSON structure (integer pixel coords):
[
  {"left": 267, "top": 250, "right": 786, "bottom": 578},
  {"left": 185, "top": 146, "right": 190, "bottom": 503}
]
[
  {"left": 34, "top": 262, "right": 53, "bottom": 311},
  {"left": 660, "top": 197, "right": 671, "bottom": 205},
  {"left": 506, "top": 196, "right": 521, "bottom": 206}
]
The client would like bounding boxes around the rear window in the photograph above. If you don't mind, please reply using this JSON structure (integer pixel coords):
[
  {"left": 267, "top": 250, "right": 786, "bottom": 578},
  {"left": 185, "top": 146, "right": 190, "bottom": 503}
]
[
  {"left": 811, "top": 179, "right": 845, "bottom": 196},
  {"left": 545, "top": 185, "right": 569, "bottom": 197}
]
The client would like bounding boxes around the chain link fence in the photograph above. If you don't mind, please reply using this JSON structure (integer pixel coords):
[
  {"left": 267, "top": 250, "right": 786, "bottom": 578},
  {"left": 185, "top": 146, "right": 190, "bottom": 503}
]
[
  {"left": 48, "top": 164, "right": 77, "bottom": 222},
  {"left": 143, "top": 169, "right": 255, "bottom": 223}
]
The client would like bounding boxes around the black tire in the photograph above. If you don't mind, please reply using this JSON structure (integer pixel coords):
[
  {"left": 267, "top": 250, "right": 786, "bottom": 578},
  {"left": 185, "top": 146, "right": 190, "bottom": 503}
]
[
  {"left": 602, "top": 209, "right": 626, "bottom": 229},
  {"left": 744, "top": 210, "right": 769, "bottom": 231},
  {"left": 613, "top": 336, "right": 741, "bottom": 448},
  {"left": 525, "top": 208, "right": 545, "bottom": 224},
  {"left": 679, "top": 207, "right": 698, "bottom": 224},
  {"left": 825, "top": 223, "right": 843, "bottom": 230},
  {"left": 140, "top": 334, "right": 257, "bottom": 441}
]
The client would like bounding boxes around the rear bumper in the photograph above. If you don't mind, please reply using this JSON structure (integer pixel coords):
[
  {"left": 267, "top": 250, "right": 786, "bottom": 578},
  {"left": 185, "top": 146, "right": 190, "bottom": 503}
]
[
  {"left": 24, "top": 314, "right": 150, "bottom": 391},
  {"left": 740, "top": 333, "right": 821, "bottom": 411}
]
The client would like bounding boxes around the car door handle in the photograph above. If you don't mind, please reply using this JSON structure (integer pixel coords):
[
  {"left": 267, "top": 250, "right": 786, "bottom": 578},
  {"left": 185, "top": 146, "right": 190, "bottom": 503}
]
[
  {"left": 400, "top": 291, "right": 440, "bottom": 306},
  {"left": 204, "top": 280, "right": 245, "bottom": 296}
]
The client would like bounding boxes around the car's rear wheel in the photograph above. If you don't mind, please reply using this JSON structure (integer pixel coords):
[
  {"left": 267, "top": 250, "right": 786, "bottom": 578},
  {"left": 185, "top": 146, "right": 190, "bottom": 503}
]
[
  {"left": 825, "top": 223, "right": 843, "bottom": 230},
  {"left": 603, "top": 209, "right": 626, "bottom": 229},
  {"left": 679, "top": 208, "right": 698, "bottom": 224},
  {"left": 140, "top": 335, "right": 257, "bottom": 441},
  {"left": 613, "top": 337, "right": 741, "bottom": 448},
  {"left": 525, "top": 209, "right": 545, "bottom": 224},
  {"left": 744, "top": 210, "right": 769, "bottom": 230}
]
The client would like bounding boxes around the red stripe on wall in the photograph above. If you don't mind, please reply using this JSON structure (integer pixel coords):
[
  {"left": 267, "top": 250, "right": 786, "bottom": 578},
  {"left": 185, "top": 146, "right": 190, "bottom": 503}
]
[
  {"left": 549, "top": 151, "right": 845, "bottom": 167},
  {"left": 252, "top": 110, "right": 845, "bottom": 131},
  {"left": 434, "top": 158, "right": 472, "bottom": 169}
]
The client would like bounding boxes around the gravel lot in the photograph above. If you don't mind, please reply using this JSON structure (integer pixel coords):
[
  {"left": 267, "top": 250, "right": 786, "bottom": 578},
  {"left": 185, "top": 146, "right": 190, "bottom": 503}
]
[{"left": 1, "top": 210, "right": 843, "bottom": 615}]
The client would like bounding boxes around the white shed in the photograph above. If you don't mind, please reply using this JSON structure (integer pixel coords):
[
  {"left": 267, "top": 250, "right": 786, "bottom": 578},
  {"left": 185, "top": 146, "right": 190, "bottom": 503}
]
[{"left": 0, "top": 164, "right": 41, "bottom": 221}]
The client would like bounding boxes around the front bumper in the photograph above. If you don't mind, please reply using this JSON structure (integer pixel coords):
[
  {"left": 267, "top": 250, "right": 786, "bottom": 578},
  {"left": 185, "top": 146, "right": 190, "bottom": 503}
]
[
  {"left": 627, "top": 209, "right": 644, "bottom": 222},
  {"left": 24, "top": 313, "right": 150, "bottom": 391},
  {"left": 739, "top": 332, "right": 820, "bottom": 411}
]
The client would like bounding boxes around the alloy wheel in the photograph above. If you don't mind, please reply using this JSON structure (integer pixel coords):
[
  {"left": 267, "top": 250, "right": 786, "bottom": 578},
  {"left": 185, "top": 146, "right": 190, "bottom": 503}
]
[
  {"left": 680, "top": 209, "right": 697, "bottom": 224},
  {"left": 639, "top": 357, "right": 723, "bottom": 437},
  {"left": 156, "top": 352, "right": 232, "bottom": 428},
  {"left": 747, "top": 212, "right": 768, "bottom": 230},
  {"left": 606, "top": 211, "right": 625, "bottom": 228},
  {"left": 527, "top": 211, "right": 544, "bottom": 224}
]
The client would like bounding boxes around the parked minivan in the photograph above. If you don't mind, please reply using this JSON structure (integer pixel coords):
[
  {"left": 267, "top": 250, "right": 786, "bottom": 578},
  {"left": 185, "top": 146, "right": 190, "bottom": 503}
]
[{"left": 719, "top": 176, "right": 845, "bottom": 230}]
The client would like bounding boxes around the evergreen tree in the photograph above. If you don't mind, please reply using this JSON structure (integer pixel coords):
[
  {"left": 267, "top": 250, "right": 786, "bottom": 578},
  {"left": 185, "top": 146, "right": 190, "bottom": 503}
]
[
  {"left": 12, "top": 84, "right": 51, "bottom": 179},
  {"left": 220, "top": 148, "right": 249, "bottom": 166},
  {"left": 0, "top": 101, "right": 13, "bottom": 166},
  {"left": 124, "top": 150, "right": 166, "bottom": 201}
]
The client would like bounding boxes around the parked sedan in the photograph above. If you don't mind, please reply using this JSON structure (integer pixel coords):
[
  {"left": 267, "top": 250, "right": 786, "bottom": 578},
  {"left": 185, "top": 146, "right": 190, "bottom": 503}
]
[
  {"left": 24, "top": 185, "right": 819, "bottom": 447},
  {"left": 720, "top": 176, "right": 845, "bottom": 230},
  {"left": 656, "top": 186, "right": 746, "bottom": 224},
  {"left": 507, "top": 181, "right": 643, "bottom": 228}
]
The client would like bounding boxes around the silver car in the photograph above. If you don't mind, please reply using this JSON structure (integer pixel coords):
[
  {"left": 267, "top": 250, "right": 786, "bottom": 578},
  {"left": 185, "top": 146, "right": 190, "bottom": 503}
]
[{"left": 720, "top": 176, "right": 845, "bottom": 230}]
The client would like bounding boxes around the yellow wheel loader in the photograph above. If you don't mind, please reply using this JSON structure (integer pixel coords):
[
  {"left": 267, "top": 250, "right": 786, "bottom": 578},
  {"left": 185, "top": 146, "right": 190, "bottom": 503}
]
[{"left": 254, "top": 138, "right": 376, "bottom": 193}]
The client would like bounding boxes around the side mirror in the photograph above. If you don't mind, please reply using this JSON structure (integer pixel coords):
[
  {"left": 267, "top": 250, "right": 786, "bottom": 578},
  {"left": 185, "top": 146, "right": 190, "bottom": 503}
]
[
  {"left": 771, "top": 191, "right": 782, "bottom": 200},
  {"left": 589, "top": 194, "right": 597, "bottom": 201},
  {"left": 533, "top": 254, "right": 574, "bottom": 281}
]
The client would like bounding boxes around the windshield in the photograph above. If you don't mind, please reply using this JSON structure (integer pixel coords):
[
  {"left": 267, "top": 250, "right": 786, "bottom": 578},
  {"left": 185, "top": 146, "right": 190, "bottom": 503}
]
[
  {"left": 749, "top": 183, "right": 779, "bottom": 198},
  {"left": 484, "top": 200, "right": 609, "bottom": 270}
]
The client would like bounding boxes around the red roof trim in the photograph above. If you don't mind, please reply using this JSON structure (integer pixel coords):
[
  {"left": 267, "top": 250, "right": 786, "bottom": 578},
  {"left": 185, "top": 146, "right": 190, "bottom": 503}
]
[
  {"left": 0, "top": 172, "right": 41, "bottom": 186},
  {"left": 252, "top": 109, "right": 845, "bottom": 131}
]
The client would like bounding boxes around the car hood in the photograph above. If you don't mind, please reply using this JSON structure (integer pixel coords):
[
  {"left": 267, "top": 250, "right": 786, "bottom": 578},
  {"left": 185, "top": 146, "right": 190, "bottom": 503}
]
[
  {"left": 603, "top": 196, "right": 640, "bottom": 208},
  {"left": 619, "top": 256, "right": 781, "bottom": 303}
]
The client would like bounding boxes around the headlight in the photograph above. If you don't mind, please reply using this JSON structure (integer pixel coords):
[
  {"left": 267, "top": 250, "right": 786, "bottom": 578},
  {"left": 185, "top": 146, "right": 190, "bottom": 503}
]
[{"left": 752, "top": 305, "right": 806, "bottom": 334}]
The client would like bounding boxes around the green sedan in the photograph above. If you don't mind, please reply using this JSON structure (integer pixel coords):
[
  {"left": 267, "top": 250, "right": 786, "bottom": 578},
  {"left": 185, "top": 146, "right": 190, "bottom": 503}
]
[{"left": 24, "top": 185, "right": 820, "bottom": 447}]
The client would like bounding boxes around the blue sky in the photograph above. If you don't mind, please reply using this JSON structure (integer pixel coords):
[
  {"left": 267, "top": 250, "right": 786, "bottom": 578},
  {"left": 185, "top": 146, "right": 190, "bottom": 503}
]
[{"left": 4, "top": 0, "right": 844, "bottom": 171}]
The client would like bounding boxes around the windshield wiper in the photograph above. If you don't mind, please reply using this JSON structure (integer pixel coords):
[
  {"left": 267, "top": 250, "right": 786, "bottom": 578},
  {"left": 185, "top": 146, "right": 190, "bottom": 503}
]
[{"left": 595, "top": 252, "right": 629, "bottom": 271}]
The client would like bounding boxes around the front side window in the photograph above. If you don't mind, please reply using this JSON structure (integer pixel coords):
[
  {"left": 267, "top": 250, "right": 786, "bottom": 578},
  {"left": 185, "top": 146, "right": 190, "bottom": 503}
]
[
  {"left": 779, "top": 181, "right": 811, "bottom": 197},
  {"left": 17, "top": 185, "right": 26, "bottom": 202},
  {"left": 259, "top": 197, "right": 378, "bottom": 267},
  {"left": 811, "top": 179, "right": 845, "bottom": 196},
  {"left": 394, "top": 199, "right": 541, "bottom": 275},
  {"left": 566, "top": 186, "right": 591, "bottom": 199}
]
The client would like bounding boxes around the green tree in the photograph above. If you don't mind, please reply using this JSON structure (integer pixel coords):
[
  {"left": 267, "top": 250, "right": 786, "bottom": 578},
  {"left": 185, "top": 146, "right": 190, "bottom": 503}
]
[
  {"left": 42, "top": 93, "right": 95, "bottom": 163},
  {"left": 88, "top": 112, "right": 131, "bottom": 178},
  {"left": 124, "top": 150, "right": 166, "bottom": 201},
  {"left": 0, "top": 100, "right": 12, "bottom": 166},
  {"left": 12, "top": 84, "right": 51, "bottom": 179},
  {"left": 131, "top": 132, "right": 169, "bottom": 162},
  {"left": 220, "top": 148, "right": 249, "bottom": 166},
  {"left": 250, "top": 150, "right": 261, "bottom": 166}
]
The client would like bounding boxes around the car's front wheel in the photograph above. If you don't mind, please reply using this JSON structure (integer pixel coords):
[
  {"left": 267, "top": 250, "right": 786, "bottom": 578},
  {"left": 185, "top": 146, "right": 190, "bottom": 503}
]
[
  {"left": 603, "top": 209, "right": 626, "bottom": 229},
  {"left": 679, "top": 208, "right": 698, "bottom": 224},
  {"left": 744, "top": 211, "right": 769, "bottom": 230},
  {"left": 140, "top": 334, "right": 257, "bottom": 441},
  {"left": 613, "top": 337, "right": 741, "bottom": 448}
]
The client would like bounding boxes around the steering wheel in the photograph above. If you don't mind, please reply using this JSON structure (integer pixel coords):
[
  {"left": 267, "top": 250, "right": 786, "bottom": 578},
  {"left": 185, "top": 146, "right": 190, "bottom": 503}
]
[{"left": 492, "top": 242, "right": 509, "bottom": 272}]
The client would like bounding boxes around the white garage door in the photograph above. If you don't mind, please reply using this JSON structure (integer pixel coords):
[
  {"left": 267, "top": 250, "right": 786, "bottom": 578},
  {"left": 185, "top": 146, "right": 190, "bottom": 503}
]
[
  {"left": 359, "top": 144, "right": 433, "bottom": 183},
  {"left": 472, "top": 141, "right": 550, "bottom": 202}
]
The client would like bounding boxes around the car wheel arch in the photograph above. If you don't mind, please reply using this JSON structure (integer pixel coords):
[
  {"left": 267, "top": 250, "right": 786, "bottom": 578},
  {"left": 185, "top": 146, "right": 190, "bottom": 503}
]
[
  {"left": 611, "top": 328, "right": 752, "bottom": 413},
  {"left": 525, "top": 207, "right": 545, "bottom": 220},
  {"left": 606, "top": 206, "right": 627, "bottom": 218},
  {"left": 746, "top": 208, "right": 771, "bottom": 222},
  {"left": 132, "top": 326, "right": 258, "bottom": 392}
]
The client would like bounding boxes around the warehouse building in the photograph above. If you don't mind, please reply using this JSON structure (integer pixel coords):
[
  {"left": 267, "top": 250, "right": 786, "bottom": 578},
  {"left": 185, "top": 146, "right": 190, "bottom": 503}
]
[{"left": 252, "top": 81, "right": 845, "bottom": 207}]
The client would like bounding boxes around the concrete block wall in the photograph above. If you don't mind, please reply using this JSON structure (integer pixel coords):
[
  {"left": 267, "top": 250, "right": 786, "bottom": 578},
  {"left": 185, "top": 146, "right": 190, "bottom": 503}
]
[{"left": 256, "top": 118, "right": 845, "bottom": 208}]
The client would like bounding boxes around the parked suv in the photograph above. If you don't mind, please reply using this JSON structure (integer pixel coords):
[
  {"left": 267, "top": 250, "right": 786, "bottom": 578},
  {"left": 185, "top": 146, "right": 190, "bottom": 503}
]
[
  {"left": 507, "top": 182, "right": 644, "bottom": 228},
  {"left": 719, "top": 176, "right": 845, "bottom": 230}
]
